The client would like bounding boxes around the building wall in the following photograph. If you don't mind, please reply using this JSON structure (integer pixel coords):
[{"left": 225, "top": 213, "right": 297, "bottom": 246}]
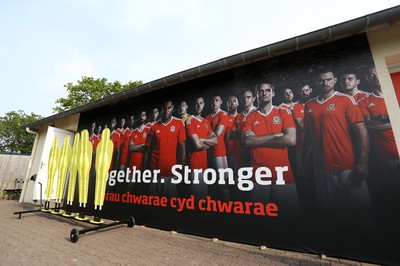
[
  {"left": 53, "top": 113, "right": 80, "bottom": 132},
  {"left": 21, "top": 126, "right": 48, "bottom": 203},
  {"left": 367, "top": 21, "right": 400, "bottom": 153},
  {"left": 15, "top": 20, "right": 400, "bottom": 264},
  {"left": 21, "top": 24, "right": 400, "bottom": 203},
  {"left": 21, "top": 113, "right": 80, "bottom": 203}
]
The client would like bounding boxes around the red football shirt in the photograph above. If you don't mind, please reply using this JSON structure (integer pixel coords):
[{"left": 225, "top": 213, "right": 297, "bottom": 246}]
[
  {"left": 116, "top": 128, "right": 124, "bottom": 137},
  {"left": 304, "top": 91, "right": 364, "bottom": 170},
  {"left": 233, "top": 108, "right": 257, "bottom": 165},
  {"left": 205, "top": 110, "right": 229, "bottom": 157},
  {"left": 352, "top": 90, "right": 370, "bottom": 102},
  {"left": 146, "top": 117, "right": 186, "bottom": 176},
  {"left": 119, "top": 128, "right": 132, "bottom": 166},
  {"left": 284, "top": 102, "right": 305, "bottom": 154},
  {"left": 279, "top": 102, "right": 304, "bottom": 120},
  {"left": 110, "top": 130, "right": 122, "bottom": 149},
  {"left": 89, "top": 134, "right": 100, "bottom": 151},
  {"left": 129, "top": 126, "right": 150, "bottom": 170},
  {"left": 242, "top": 107, "right": 295, "bottom": 183},
  {"left": 358, "top": 93, "right": 399, "bottom": 159},
  {"left": 225, "top": 114, "right": 240, "bottom": 157},
  {"left": 185, "top": 116, "right": 213, "bottom": 170},
  {"left": 110, "top": 130, "right": 121, "bottom": 170},
  {"left": 296, "top": 103, "right": 305, "bottom": 120}
]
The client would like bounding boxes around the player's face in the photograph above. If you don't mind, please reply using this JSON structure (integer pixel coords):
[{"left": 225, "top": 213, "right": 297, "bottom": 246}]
[
  {"left": 317, "top": 72, "right": 336, "bottom": 94},
  {"left": 120, "top": 118, "right": 126, "bottom": 128},
  {"left": 299, "top": 85, "right": 312, "bottom": 99},
  {"left": 91, "top": 122, "right": 96, "bottom": 133},
  {"left": 242, "top": 90, "right": 255, "bottom": 108},
  {"left": 151, "top": 108, "right": 159, "bottom": 121},
  {"left": 282, "top": 88, "right": 294, "bottom": 102},
  {"left": 111, "top": 118, "right": 117, "bottom": 128},
  {"left": 129, "top": 115, "right": 135, "bottom": 126},
  {"left": 227, "top": 96, "right": 239, "bottom": 111},
  {"left": 211, "top": 96, "right": 222, "bottom": 111},
  {"left": 257, "top": 83, "right": 274, "bottom": 104},
  {"left": 162, "top": 101, "right": 174, "bottom": 120},
  {"left": 140, "top": 111, "right": 147, "bottom": 123},
  {"left": 178, "top": 101, "right": 188, "bottom": 116},
  {"left": 366, "top": 67, "right": 380, "bottom": 88},
  {"left": 194, "top": 97, "right": 204, "bottom": 115},
  {"left": 340, "top": 74, "right": 359, "bottom": 91}
]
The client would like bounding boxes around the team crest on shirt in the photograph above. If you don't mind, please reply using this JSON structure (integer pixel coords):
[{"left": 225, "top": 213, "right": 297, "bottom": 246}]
[
  {"left": 197, "top": 125, "right": 201, "bottom": 128},
  {"left": 170, "top": 126, "right": 176, "bottom": 132},
  {"left": 273, "top": 116, "right": 280, "bottom": 124},
  {"left": 142, "top": 133, "right": 147, "bottom": 138},
  {"left": 254, "top": 120, "right": 260, "bottom": 125},
  {"left": 327, "top": 104, "right": 335, "bottom": 111}
]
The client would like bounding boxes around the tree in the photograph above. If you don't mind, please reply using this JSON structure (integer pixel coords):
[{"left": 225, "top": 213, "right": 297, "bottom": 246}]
[
  {"left": 53, "top": 76, "right": 143, "bottom": 113},
  {"left": 0, "top": 110, "right": 43, "bottom": 154}
]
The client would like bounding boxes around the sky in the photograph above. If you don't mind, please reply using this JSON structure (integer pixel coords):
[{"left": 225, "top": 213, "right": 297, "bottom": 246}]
[{"left": 0, "top": 0, "right": 399, "bottom": 118}]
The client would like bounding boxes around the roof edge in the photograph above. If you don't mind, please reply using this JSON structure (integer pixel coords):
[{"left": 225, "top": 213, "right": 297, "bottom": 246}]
[{"left": 23, "top": 5, "right": 400, "bottom": 129}]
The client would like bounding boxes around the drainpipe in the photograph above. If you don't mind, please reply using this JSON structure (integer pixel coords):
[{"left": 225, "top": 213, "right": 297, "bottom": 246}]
[{"left": 19, "top": 127, "right": 40, "bottom": 203}]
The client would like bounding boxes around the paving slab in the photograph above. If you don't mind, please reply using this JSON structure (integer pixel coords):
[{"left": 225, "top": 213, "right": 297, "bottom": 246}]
[{"left": 0, "top": 200, "right": 377, "bottom": 266}]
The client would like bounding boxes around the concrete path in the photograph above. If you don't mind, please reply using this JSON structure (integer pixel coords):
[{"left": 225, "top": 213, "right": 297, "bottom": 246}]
[{"left": 0, "top": 200, "right": 377, "bottom": 265}]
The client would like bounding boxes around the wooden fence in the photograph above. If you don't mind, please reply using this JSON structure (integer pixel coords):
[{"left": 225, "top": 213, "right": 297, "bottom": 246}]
[{"left": 0, "top": 153, "right": 30, "bottom": 199}]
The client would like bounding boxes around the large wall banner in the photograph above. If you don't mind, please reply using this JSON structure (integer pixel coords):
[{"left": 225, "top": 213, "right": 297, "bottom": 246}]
[{"left": 74, "top": 34, "right": 400, "bottom": 265}]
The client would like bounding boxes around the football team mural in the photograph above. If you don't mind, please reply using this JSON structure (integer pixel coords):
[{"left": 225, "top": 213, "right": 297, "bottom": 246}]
[{"left": 49, "top": 34, "right": 399, "bottom": 265}]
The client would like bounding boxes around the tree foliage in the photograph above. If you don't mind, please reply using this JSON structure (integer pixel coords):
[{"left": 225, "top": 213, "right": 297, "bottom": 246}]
[
  {"left": 0, "top": 77, "right": 140, "bottom": 153},
  {"left": 53, "top": 76, "right": 143, "bottom": 113},
  {"left": 0, "top": 110, "right": 43, "bottom": 154}
]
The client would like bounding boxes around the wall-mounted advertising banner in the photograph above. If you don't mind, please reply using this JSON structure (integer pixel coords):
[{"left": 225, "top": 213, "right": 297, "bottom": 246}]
[{"left": 75, "top": 34, "right": 400, "bottom": 266}]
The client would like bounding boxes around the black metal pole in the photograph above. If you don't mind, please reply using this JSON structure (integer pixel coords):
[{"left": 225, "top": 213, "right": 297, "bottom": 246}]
[
  {"left": 13, "top": 209, "right": 41, "bottom": 219},
  {"left": 13, "top": 206, "right": 60, "bottom": 219},
  {"left": 13, "top": 182, "right": 44, "bottom": 219},
  {"left": 38, "top": 182, "right": 42, "bottom": 208},
  {"left": 70, "top": 216, "right": 135, "bottom": 243}
]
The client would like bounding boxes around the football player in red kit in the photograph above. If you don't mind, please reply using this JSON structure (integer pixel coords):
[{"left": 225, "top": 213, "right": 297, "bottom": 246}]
[
  {"left": 243, "top": 81, "right": 300, "bottom": 215},
  {"left": 340, "top": 68, "right": 370, "bottom": 101},
  {"left": 185, "top": 96, "right": 217, "bottom": 198},
  {"left": 129, "top": 111, "right": 149, "bottom": 171},
  {"left": 144, "top": 100, "right": 186, "bottom": 198},
  {"left": 303, "top": 67, "right": 371, "bottom": 210},
  {"left": 232, "top": 88, "right": 257, "bottom": 168},
  {"left": 205, "top": 95, "right": 230, "bottom": 200},
  {"left": 205, "top": 96, "right": 230, "bottom": 170},
  {"left": 358, "top": 66, "right": 400, "bottom": 207}
]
